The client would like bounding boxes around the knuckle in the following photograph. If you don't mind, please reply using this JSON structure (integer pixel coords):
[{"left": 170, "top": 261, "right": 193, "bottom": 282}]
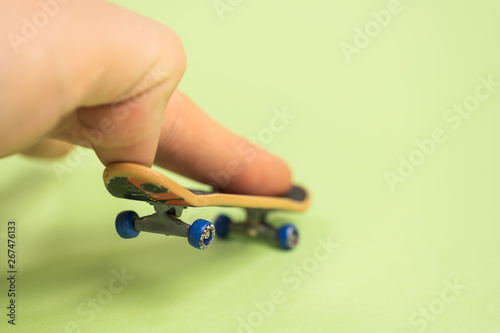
[{"left": 156, "top": 25, "right": 187, "bottom": 84}]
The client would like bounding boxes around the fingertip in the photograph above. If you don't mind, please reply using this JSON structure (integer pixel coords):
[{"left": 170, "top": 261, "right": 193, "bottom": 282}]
[{"left": 221, "top": 149, "right": 293, "bottom": 196}]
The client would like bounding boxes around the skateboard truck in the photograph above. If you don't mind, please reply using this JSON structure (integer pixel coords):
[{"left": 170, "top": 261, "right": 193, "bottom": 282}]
[
  {"left": 115, "top": 204, "right": 215, "bottom": 250},
  {"left": 214, "top": 209, "right": 299, "bottom": 250}
]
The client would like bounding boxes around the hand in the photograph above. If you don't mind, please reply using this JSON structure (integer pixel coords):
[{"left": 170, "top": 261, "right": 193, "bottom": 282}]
[{"left": 1, "top": 0, "right": 292, "bottom": 195}]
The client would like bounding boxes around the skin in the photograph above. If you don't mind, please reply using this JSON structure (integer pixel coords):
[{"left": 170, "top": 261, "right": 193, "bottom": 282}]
[{"left": 1, "top": 0, "right": 292, "bottom": 195}]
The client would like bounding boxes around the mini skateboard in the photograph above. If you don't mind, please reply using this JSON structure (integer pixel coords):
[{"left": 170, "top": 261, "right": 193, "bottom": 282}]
[{"left": 103, "top": 163, "right": 310, "bottom": 250}]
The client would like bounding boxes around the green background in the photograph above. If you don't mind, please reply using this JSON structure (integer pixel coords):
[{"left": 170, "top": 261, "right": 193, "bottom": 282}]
[{"left": 1, "top": 0, "right": 499, "bottom": 332}]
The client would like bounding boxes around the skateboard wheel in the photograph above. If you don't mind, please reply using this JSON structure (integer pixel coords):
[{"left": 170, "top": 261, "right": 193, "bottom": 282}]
[
  {"left": 214, "top": 214, "right": 231, "bottom": 238},
  {"left": 188, "top": 219, "right": 215, "bottom": 250},
  {"left": 115, "top": 211, "right": 140, "bottom": 239},
  {"left": 276, "top": 224, "right": 299, "bottom": 250}
]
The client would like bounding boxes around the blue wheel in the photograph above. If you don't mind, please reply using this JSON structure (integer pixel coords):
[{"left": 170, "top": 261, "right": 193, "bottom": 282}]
[
  {"left": 214, "top": 214, "right": 231, "bottom": 238},
  {"left": 276, "top": 224, "right": 299, "bottom": 250},
  {"left": 115, "top": 211, "right": 140, "bottom": 239},
  {"left": 188, "top": 219, "right": 215, "bottom": 249}
]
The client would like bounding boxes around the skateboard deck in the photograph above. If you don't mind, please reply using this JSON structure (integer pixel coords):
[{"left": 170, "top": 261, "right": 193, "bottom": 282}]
[
  {"left": 103, "top": 163, "right": 310, "bottom": 212},
  {"left": 103, "top": 163, "right": 310, "bottom": 250}
]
